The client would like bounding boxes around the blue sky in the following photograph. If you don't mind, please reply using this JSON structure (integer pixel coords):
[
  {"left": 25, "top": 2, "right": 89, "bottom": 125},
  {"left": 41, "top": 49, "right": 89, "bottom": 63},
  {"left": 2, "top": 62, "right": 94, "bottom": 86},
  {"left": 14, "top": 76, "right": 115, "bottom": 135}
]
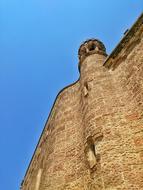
[{"left": 0, "top": 1, "right": 142, "bottom": 189}]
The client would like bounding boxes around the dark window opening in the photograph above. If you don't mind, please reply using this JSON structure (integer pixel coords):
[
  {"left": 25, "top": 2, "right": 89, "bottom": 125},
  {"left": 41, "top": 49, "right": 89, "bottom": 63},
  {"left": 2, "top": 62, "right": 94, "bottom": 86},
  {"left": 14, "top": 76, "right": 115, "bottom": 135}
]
[
  {"left": 90, "top": 143, "right": 96, "bottom": 156},
  {"left": 88, "top": 43, "right": 96, "bottom": 51},
  {"left": 85, "top": 82, "right": 89, "bottom": 90}
]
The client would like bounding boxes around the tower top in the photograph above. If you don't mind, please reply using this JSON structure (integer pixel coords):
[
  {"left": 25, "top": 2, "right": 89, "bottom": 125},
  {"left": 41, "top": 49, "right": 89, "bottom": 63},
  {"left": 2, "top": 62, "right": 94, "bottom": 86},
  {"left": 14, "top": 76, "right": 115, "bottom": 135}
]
[{"left": 78, "top": 39, "right": 107, "bottom": 70}]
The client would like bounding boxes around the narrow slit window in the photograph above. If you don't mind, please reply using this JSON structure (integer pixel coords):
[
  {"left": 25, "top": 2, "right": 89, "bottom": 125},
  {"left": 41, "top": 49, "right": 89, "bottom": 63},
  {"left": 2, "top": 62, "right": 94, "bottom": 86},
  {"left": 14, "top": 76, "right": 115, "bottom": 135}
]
[
  {"left": 83, "top": 82, "right": 89, "bottom": 97},
  {"left": 85, "top": 137, "right": 97, "bottom": 169},
  {"left": 87, "top": 143, "right": 97, "bottom": 169},
  {"left": 35, "top": 169, "right": 42, "bottom": 190}
]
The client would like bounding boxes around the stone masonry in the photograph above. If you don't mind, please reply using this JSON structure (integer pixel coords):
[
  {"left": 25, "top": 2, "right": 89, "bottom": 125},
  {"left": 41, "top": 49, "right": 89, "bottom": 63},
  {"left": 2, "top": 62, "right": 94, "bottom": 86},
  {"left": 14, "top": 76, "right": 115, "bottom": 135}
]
[{"left": 21, "top": 13, "right": 143, "bottom": 190}]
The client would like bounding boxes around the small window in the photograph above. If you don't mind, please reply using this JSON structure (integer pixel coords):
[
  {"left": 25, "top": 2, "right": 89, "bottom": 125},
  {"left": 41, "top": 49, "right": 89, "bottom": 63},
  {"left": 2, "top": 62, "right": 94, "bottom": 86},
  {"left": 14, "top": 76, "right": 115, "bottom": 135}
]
[
  {"left": 83, "top": 82, "right": 89, "bottom": 97},
  {"left": 88, "top": 43, "right": 96, "bottom": 51},
  {"left": 35, "top": 169, "right": 42, "bottom": 190},
  {"left": 85, "top": 137, "right": 97, "bottom": 169},
  {"left": 86, "top": 144, "right": 97, "bottom": 169}
]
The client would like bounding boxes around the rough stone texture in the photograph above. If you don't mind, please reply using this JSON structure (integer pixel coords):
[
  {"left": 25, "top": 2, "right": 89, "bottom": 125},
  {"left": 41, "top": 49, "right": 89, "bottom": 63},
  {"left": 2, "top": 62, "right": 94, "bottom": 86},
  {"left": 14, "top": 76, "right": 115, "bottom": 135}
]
[{"left": 21, "top": 13, "right": 143, "bottom": 190}]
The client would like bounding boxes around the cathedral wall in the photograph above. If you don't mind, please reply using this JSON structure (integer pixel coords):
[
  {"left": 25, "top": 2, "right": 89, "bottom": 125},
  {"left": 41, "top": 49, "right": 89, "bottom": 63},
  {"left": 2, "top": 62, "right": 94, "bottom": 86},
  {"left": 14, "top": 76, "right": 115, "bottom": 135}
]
[
  {"left": 22, "top": 81, "right": 89, "bottom": 190},
  {"left": 21, "top": 14, "right": 143, "bottom": 190},
  {"left": 108, "top": 36, "right": 143, "bottom": 189},
  {"left": 79, "top": 53, "right": 129, "bottom": 189},
  {"left": 40, "top": 82, "right": 87, "bottom": 190},
  {"left": 79, "top": 53, "right": 119, "bottom": 189}
]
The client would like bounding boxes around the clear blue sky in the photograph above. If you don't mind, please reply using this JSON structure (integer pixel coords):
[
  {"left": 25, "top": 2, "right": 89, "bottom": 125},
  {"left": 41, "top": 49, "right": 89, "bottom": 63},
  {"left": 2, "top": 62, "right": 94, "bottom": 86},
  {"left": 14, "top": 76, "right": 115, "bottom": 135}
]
[{"left": 0, "top": 1, "right": 142, "bottom": 189}]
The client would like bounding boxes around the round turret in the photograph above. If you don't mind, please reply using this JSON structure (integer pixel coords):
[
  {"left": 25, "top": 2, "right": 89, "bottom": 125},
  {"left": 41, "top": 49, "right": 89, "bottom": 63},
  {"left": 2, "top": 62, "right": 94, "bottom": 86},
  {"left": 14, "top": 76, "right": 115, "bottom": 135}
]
[{"left": 78, "top": 39, "right": 107, "bottom": 70}]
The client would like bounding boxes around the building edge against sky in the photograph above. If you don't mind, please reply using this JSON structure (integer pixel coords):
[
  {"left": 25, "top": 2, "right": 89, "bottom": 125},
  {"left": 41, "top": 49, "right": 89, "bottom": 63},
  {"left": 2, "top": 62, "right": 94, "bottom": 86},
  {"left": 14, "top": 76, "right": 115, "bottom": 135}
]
[{"left": 21, "top": 13, "right": 143, "bottom": 190}]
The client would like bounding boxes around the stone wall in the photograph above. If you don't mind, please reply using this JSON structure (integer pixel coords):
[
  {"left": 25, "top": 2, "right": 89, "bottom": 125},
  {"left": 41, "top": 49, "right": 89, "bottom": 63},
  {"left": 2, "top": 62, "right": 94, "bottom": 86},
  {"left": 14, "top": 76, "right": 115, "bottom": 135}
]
[
  {"left": 21, "top": 81, "right": 87, "bottom": 190},
  {"left": 21, "top": 14, "right": 143, "bottom": 190},
  {"left": 108, "top": 36, "right": 143, "bottom": 189}
]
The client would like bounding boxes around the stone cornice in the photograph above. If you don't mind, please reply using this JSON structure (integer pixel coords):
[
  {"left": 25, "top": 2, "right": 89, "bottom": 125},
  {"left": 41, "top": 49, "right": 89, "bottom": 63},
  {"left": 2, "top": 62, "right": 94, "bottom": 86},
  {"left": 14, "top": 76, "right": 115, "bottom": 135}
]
[{"left": 104, "top": 12, "right": 143, "bottom": 70}]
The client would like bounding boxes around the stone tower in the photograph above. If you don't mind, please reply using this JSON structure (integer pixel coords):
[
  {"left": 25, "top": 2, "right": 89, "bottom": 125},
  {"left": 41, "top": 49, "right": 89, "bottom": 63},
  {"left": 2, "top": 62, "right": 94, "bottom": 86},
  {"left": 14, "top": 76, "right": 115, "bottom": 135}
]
[{"left": 21, "top": 13, "right": 143, "bottom": 190}]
